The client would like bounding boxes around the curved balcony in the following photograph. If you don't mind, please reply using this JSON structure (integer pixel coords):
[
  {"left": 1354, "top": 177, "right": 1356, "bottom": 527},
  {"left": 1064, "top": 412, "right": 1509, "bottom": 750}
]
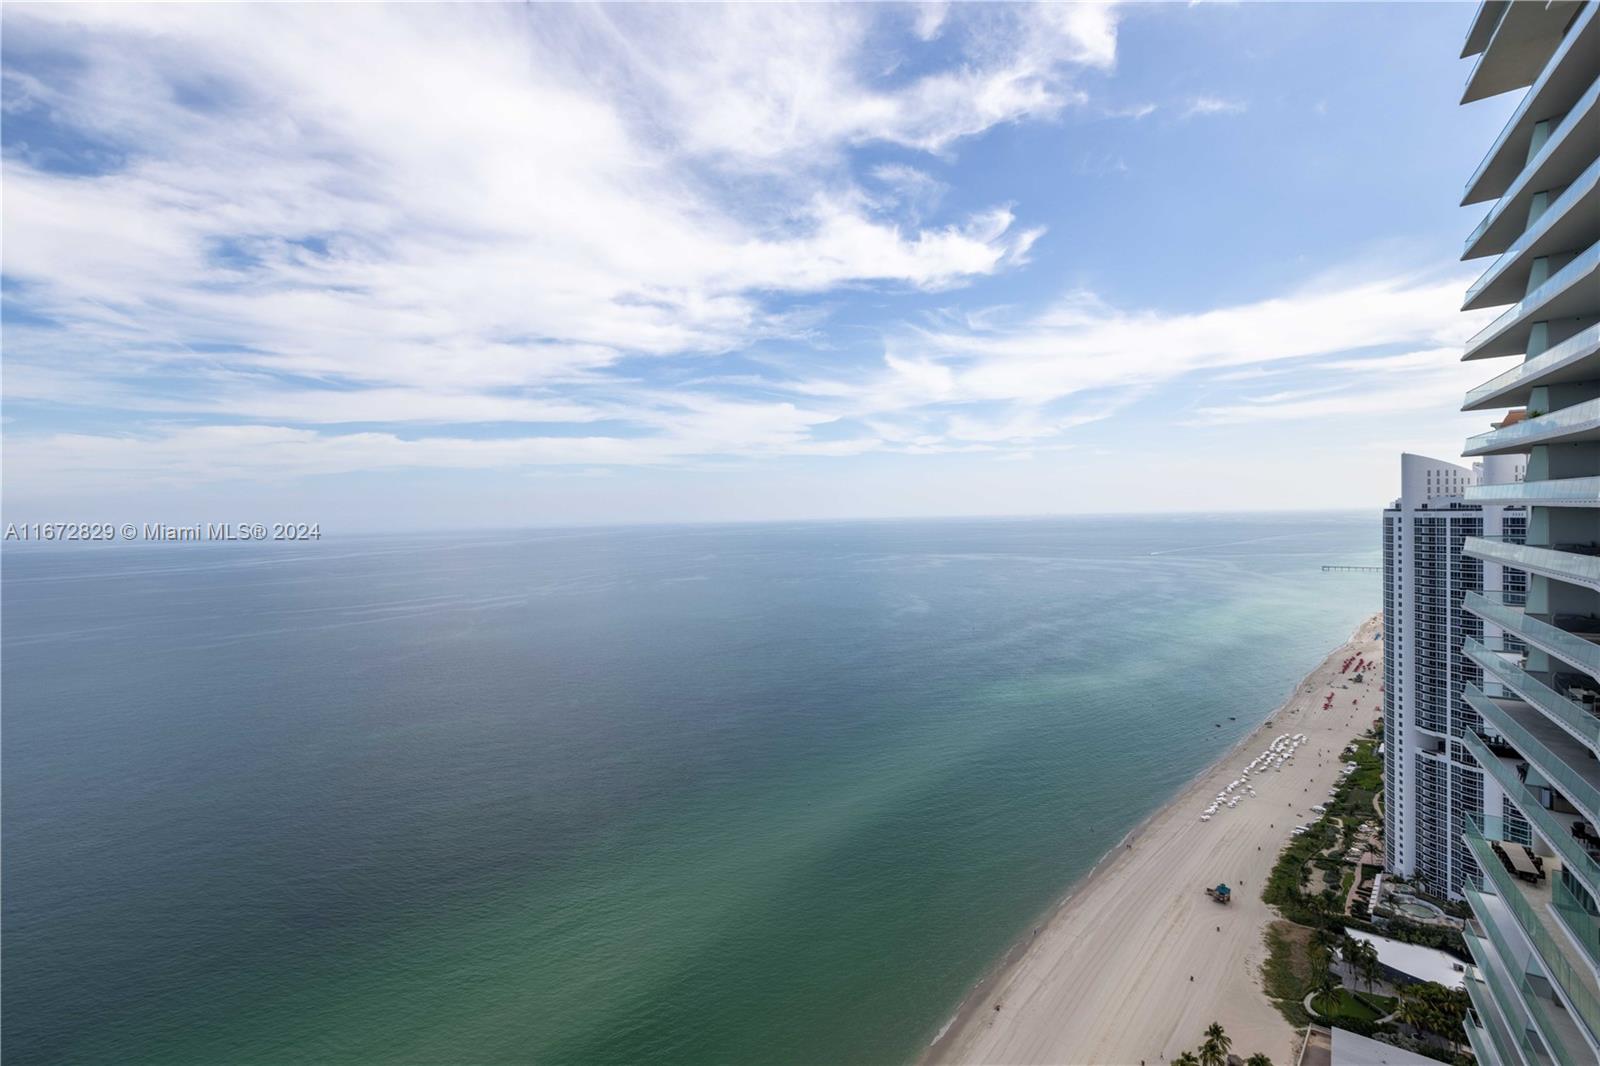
[
  {"left": 1465, "top": 636, "right": 1600, "bottom": 754},
  {"left": 1463, "top": 398, "right": 1600, "bottom": 455},
  {"left": 1464, "top": 154, "right": 1600, "bottom": 311},
  {"left": 1462, "top": 0, "right": 1585, "bottom": 105},
  {"left": 1467, "top": 888, "right": 1590, "bottom": 1065},
  {"left": 1465, "top": 729, "right": 1600, "bottom": 902},
  {"left": 1463, "top": 325, "right": 1600, "bottom": 411},
  {"left": 1465, "top": 684, "right": 1600, "bottom": 823},
  {"left": 1465, "top": 536, "right": 1600, "bottom": 593},
  {"left": 1464, "top": 2, "right": 1600, "bottom": 208},
  {"left": 1464, "top": 591, "right": 1600, "bottom": 677},
  {"left": 1464, "top": 242, "right": 1600, "bottom": 362},
  {"left": 1466, "top": 926, "right": 1559, "bottom": 1066},
  {"left": 1466, "top": 476, "right": 1600, "bottom": 507},
  {"left": 1464, "top": 817, "right": 1600, "bottom": 1048},
  {"left": 1466, "top": 68, "right": 1600, "bottom": 257}
]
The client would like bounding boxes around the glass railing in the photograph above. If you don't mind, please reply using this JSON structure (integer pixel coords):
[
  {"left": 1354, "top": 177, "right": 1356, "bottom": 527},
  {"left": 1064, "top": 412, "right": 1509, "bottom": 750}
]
[
  {"left": 1465, "top": 684, "right": 1600, "bottom": 819},
  {"left": 1466, "top": 476, "right": 1600, "bottom": 506},
  {"left": 1464, "top": 636, "right": 1600, "bottom": 752},
  {"left": 1469, "top": 889, "right": 1591, "bottom": 1065},
  {"left": 1462, "top": 976, "right": 1513, "bottom": 1066},
  {"left": 1464, "top": 591, "right": 1600, "bottom": 677},
  {"left": 1464, "top": 729, "right": 1600, "bottom": 900},
  {"left": 1467, "top": 928, "right": 1559, "bottom": 1066},
  {"left": 1463, "top": 398, "right": 1600, "bottom": 454},
  {"left": 1465, "top": 536, "right": 1600, "bottom": 591},
  {"left": 1465, "top": 71, "right": 1600, "bottom": 255},
  {"left": 1466, "top": 155, "right": 1600, "bottom": 308},
  {"left": 1554, "top": 872, "right": 1600, "bottom": 971},
  {"left": 1466, "top": 243, "right": 1600, "bottom": 357},
  {"left": 1465, "top": 818, "right": 1600, "bottom": 1046},
  {"left": 1464, "top": 325, "right": 1600, "bottom": 408},
  {"left": 1461, "top": 0, "right": 1521, "bottom": 103},
  {"left": 1464, "top": 1, "right": 1599, "bottom": 212}
]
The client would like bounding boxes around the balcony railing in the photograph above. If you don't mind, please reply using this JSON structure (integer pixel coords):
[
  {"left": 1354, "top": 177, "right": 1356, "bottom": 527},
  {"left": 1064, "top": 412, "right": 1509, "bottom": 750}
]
[
  {"left": 1463, "top": 398, "right": 1600, "bottom": 455},
  {"left": 1465, "top": 684, "right": 1600, "bottom": 821},
  {"left": 1466, "top": 476, "right": 1600, "bottom": 507},
  {"left": 1465, "top": 817, "right": 1600, "bottom": 1046},
  {"left": 1463, "top": 1, "right": 1600, "bottom": 213},
  {"left": 1465, "top": 243, "right": 1600, "bottom": 359},
  {"left": 1465, "top": 902, "right": 1580, "bottom": 1062},
  {"left": 1465, "top": 536, "right": 1600, "bottom": 593},
  {"left": 1465, "top": 154, "right": 1600, "bottom": 309},
  {"left": 1464, "top": 591, "right": 1600, "bottom": 677},
  {"left": 1465, "top": 71, "right": 1600, "bottom": 254},
  {"left": 1464, "top": 325, "right": 1600, "bottom": 409},
  {"left": 1464, "top": 636, "right": 1600, "bottom": 753},
  {"left": 1465, "top": 729, "right": 1600, "bottom": 901},
  {"left": 1466, "top": 928, "right": 1559, "bottom": 1066}
]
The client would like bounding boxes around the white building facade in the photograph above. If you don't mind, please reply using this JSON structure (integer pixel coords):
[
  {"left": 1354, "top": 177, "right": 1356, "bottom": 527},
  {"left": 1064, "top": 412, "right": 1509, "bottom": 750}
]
[{"left": 1384, "top": 452, "right": 1526, "bottom": 901}]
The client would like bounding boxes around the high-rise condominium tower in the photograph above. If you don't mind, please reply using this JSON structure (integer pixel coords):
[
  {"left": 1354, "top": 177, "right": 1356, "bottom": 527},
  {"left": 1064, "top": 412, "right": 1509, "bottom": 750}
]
[
  {"left": 1384, "top": 453, "right": 1525, "bottom": 902},
  {"left": 1445, "top": 2, "right": 1600, "bottom": 1062}
]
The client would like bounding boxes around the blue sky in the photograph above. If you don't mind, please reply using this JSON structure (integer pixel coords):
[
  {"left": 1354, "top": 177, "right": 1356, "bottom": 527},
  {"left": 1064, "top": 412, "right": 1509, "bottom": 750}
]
[{"left": 1, "top": 2, "right": 1518, "bottom": 529}]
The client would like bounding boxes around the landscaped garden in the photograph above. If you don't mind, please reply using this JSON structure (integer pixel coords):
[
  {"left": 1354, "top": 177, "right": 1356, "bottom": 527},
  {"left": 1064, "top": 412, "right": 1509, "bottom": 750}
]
[{"left": 1309, "top": 987, "right": 1395, "bottom": 1025}]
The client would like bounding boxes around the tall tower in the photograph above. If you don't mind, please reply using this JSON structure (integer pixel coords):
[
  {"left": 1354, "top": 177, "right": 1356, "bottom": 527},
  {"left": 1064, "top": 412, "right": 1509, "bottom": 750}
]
[
  {"left": 1383, "top": 452, "right": 1525, "bottom": 901},
  {"left": 1449, "top": 3, "right": 1600, "bottom": 1062}
]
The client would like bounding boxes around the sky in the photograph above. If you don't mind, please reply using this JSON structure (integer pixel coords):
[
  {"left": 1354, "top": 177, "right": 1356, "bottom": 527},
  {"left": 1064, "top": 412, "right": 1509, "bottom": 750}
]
[{"left": 1, "top": 2, "right": 1523, "bottom": 530}]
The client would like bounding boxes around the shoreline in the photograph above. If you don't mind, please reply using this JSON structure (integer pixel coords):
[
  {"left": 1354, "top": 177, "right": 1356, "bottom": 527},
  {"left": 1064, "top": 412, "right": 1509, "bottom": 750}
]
[{"left": 924, "top": 614, "right": 1383, "bottom": 1066}]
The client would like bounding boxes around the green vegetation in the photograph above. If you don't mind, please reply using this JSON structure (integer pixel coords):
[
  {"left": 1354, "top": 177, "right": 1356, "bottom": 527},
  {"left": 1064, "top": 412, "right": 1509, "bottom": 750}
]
[
  {"left": 1262, "top": 922, "right": 1315, "bottom": 1027},
  {"left": 1310, "top": 988, "right": 1395, "bottom": 1024},
  {"left": 1396, "top": 982, "right": 1470, "bottom": 1056}
]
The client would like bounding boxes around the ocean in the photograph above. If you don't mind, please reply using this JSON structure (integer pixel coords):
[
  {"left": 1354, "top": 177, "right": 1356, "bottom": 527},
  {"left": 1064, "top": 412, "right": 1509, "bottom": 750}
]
[{"left": 2, "top": 514, "right": 1377, "bottom": 1065}]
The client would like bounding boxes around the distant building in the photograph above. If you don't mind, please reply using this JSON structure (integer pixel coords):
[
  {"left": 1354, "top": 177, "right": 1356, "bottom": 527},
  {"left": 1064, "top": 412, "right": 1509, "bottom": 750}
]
[
  {"left": 1382, "top": 451, "right": 1525, "bottom": 900},
  {"left": 1441, "top": 3, "right": 1600, "bottom": 1064}
]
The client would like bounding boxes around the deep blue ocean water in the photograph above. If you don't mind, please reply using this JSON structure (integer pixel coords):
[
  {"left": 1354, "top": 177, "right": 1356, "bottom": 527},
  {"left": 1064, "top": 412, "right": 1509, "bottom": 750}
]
[{"left": 2, "top": 515, "right": 1377, "bottom": 1064}]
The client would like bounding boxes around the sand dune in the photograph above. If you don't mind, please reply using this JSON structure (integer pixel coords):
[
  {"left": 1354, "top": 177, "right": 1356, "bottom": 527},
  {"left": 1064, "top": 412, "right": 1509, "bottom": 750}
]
[{"left": 929, "top": 615, "right": 1383, "bottom": 1066}]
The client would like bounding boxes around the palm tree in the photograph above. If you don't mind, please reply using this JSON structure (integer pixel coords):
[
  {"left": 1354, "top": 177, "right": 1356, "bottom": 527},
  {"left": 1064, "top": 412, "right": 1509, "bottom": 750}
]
[
  {"left": 1245, "top": 1055, "right": 1273, "bottom": 1066},
  {"left": 1395, "top": 990, "right": 1431, "bottom": 1036},
  {"left": 1172, "top": 1053, "right": 1200, "bottom": 1066},
  {"left": 1204, "top": 1022, "right": 1231, "bottom": 1062},
  {"left": 1198, "top": 1022, "right": 1229, "bottom": 1066},
  {"left": 1314, "top": 964, "right": 1341, "bottom": 1015},
  {"left": 1353, "top": 940, "right": 1381, "bottom": 993}
]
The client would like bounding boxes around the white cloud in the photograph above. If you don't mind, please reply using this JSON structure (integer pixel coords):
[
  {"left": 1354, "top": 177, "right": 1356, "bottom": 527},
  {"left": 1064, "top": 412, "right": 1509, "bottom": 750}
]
[
  {"left": 3, "top": 3, "right": 1096, "bottom": 424},
  {"left": 1181, "top": 95, "right": 1247, "bottom": 118}
]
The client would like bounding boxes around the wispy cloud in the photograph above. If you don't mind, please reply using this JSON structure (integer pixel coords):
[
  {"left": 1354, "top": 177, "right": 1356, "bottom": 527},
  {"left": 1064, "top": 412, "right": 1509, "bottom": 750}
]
[
  {"left": 2, "top": 3, "right": 1116, "bottom": 480},
  {"left": 1181, "top": 94, "right": 1247, "bottom": 118},
  {"left": 0, "top": 2, "right": 1492, "bottom": 515}
]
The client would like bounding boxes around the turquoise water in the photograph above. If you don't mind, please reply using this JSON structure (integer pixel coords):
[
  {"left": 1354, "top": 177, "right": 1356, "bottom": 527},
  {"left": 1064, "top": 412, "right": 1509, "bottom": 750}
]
[{"left": 2, "top": 514, "right": 1377, "bottom": 1064}]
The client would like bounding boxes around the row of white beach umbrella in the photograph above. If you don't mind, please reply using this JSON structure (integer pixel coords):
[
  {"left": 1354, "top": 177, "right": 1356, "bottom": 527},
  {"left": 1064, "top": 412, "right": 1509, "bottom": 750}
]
[{"left": 1199, "top": 733, "right": 1308, "bottom": 822}]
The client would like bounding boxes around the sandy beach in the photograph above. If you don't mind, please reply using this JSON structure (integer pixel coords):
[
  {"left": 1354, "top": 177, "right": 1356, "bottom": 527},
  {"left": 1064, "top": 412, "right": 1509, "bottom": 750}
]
[{"left": 928, "top": 615, "right": 1383, "bottom": 1066}]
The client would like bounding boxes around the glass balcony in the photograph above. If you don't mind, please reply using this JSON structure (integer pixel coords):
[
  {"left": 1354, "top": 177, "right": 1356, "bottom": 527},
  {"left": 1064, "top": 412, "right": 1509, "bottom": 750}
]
[
  {"left": 1466, "top": 476, "right": 1600, "bottom": 507},
  {"left": 1465, "top": 729, "right": 1600, "bottom": 902},
  {"left": 1464, "top": 636, "right": 1600, "bottom": 752},
  {"left": 1463, "top": 1, "right": 1600, "bottom": 216},
  {"left": 1465, "top": 817, "right": 1600, "bottom": 1046},
  {"left": 1465, "top": 684, "right": 1600, "bottom": 822},
  {"left": 1465, "top": 154, "right": 1600, "bottom": 310},
  {"left": 1466, "top": 928, "right": 1557, "bottom": 1066},
  {"left": 1465, "top": 536, "right": 1600, "bottom": 593},
  {"left": 1464, "top": 325, "right": 1600, "bottom": 410},
  {"left": 1468, "top": 901, "right": 1584, "bottom": 1066},
  {"left": 1464, "top": 243, "right": 1600, "bottom": 361},
  {"left": 1462, "top": 398, "right": 1600, "bottom": 455},
  {"left": 1464, "top": 591, "right": 1600, "bottom": 677}
]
